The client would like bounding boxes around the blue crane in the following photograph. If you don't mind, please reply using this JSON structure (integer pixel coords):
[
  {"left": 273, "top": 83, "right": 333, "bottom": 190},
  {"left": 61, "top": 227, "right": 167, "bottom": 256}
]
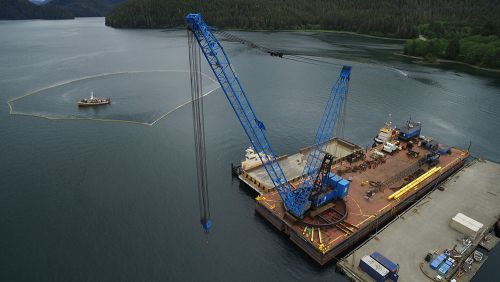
[
  {"left": 186, "top": 13, "right": 351, "bottom": 222},
  {"left": 294, "top": 67, "right": 350, "bottom": 216}
]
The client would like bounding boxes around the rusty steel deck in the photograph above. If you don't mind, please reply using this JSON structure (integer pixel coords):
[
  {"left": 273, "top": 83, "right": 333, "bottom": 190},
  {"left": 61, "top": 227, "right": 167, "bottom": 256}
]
[{"left": 251, "top": 140, "right": 469, "bottom": 264}]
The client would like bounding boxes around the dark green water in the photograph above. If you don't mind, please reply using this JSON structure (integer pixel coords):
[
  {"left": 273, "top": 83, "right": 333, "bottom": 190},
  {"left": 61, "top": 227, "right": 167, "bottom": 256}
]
[{"left": 1, "top": 18, "right": 499, "bottom": 281}]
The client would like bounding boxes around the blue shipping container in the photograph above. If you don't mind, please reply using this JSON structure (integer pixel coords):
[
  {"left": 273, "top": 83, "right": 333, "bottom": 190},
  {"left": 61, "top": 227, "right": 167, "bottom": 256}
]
[
  {"left": 398, "top": 122, "right": 421, "bottom": 140},
  {"left": 438, "top": 263, "right": 450, "bottom": 275},
  {"left": 430, "top": 254, "right": 446, "bottom": 270},
  {"left": 371, "top": 251, "right": 399, "bottom": 281},
  {"left": 327, "top": 173, "right": 338, "bottom": 187},
  {"left": 371, "top": 251, "right": 399, "bottom": 273},
  {"left": 438, "top": 146, "right": 451, "bottom": 155},
  {"left": 332, "top": 175, "right": 342, "bottom": 187},
  {"left": 337, "top": 179, "right": 350, "bottom": 199}
]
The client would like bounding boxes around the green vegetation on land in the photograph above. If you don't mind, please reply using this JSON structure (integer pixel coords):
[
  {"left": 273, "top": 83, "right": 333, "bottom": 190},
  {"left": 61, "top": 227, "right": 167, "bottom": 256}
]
[
  {"left": 49, "top": 0, "right": 126, "bottom": 17},
  {"left": 106, "top": 0, "right": 500, "bottom": 39},
  {"left": 105, "top": 0, "right": 500, "bottom": 69},
  {"left": 404, "top": 22, "right": 500, "bottom": 69}
]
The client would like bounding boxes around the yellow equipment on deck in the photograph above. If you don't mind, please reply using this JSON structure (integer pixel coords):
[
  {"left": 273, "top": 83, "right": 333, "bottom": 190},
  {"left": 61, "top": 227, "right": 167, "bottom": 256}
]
[{"left": 388, "top": 166, "right": 442, "bottom": 200}]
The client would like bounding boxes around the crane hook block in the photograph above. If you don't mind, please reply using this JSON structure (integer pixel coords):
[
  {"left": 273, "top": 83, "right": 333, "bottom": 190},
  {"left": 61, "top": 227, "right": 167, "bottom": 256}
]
[
  {"left": 201, "top": 218, "right": 213, "bottom": 233},
  {"left": 255, "top": 119, "right": 266, "bottom": 131}
]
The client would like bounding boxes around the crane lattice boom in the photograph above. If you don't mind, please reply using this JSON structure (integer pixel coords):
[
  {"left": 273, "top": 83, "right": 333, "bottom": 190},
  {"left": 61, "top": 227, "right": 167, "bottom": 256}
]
[{"left": 186, "top": 13, "right": 351, "bottom": 218}]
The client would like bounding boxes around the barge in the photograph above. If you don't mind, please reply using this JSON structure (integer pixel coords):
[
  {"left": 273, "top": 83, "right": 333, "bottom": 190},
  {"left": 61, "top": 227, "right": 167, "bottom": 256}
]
[
  {"left": 234, "top": 137, "right": 362, "bottom": 194},
  {"left": 234, "top": 124, "right": 469, "bottom": 265}
]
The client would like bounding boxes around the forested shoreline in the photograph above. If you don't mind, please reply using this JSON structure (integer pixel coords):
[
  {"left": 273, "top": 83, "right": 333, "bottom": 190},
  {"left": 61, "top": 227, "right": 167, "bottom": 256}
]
[
  {"left": 104, "top": 0, "right": 500, "bottom": 69},
  {"left": 403, "top": 22, "right": 500, "bottom": 69},
  {"left": 105, "top": 0, "right": 500, "bottom": 38}
]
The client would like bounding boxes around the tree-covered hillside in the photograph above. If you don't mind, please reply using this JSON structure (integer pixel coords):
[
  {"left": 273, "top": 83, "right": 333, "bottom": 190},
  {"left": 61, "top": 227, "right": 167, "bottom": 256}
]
[
  {"left": 0, "top": 0, "right": 73, "bottom": 19},
  {"left": 1, "top": 0, "right": 126, "bottom": 19},
  {"left": 49, "top": 0, "right": 126, "bottom": 17},
  {"left": 403, "top": 23, "right": 500, "bottom": 69},
  {"left": 105, "top": 0, "right": 500, "bottom": 39}
]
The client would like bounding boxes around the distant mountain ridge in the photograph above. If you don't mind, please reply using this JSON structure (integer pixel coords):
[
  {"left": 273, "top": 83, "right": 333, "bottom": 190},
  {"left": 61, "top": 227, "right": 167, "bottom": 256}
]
[
  {"left": 49, "top": 0, "right": 127, "bottom": 17},
  {"left": 1, "top": 0, "right": 126, "bottom": 20},
  {"left": 0, "top": 0, "right": 73, "bottom": 20}
]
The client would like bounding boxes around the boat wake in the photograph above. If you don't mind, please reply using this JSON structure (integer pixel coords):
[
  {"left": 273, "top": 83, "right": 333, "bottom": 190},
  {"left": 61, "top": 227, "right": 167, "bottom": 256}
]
[{"left": 385, "top": 66, "right": 409, "bottom": 77}]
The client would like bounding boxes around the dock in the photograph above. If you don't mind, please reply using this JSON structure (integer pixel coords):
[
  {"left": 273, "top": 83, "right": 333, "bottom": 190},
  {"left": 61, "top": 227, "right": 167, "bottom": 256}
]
[
  {"left": 338, "top": 159, "right": 500, "bottom": 281},
  {"left": 243, "top": 136, "right": 468, "bottom": 265}
]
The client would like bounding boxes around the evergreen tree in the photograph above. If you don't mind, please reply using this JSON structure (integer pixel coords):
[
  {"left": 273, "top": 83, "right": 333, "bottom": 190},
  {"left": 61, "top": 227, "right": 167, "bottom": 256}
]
[{"left": 446, "top": 38, "right": 460, "bottom": 60}]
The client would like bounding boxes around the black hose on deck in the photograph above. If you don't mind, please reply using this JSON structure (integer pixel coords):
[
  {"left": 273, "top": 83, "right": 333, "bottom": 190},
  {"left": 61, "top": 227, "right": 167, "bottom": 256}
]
[{"left": 302, "top": 199, "right": 349, "bottom": 228}]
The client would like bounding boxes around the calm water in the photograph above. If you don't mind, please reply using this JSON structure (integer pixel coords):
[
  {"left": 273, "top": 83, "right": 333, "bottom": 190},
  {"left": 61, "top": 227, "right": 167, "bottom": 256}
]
[{"left": 1, "top": 18, "right": 499, "bottom": 281}]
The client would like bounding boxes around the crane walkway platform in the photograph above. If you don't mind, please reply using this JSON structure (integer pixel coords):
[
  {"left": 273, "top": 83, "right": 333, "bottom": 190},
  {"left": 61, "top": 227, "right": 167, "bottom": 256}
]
[{"left": 338, "top": 159, "right": 500, "bottom": 281}]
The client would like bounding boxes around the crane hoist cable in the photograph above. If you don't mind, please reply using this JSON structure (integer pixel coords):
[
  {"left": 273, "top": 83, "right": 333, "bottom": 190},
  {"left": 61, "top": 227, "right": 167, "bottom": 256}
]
[
  {"left": 188, "top": 30, "right": 212, "bottom": 233},
  {"left": 215, "top": 30, "right": 342, "bottom": 67}
]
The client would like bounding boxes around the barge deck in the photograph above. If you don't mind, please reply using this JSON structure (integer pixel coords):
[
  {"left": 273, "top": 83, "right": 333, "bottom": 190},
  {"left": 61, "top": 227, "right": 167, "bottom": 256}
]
[
  {"left": 238, "top": 138, "right": 361, "bottom": 194},
  {"left": 240, "top": 137, "right": 469, "bottom": 265}
]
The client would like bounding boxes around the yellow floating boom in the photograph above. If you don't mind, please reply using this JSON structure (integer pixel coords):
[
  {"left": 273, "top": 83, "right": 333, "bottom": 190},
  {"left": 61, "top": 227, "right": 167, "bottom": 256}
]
[{"left": 388, "top": 166, "right": 442, "bottom": 200}]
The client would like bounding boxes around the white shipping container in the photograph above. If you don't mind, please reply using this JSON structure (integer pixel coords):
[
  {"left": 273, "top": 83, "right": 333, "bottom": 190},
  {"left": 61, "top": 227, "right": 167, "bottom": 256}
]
[
  {"left": 450, "top": 213, "right": 483, "bottom": 237},
  {"left": 455, "top": 213, "right": 483, "bottom": 230},
  {"left": 450, "top": 219, "right": 477, "bottom": 237},
  {"left": 361, "top": 255, "right": 390, "bottom": 277}
]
